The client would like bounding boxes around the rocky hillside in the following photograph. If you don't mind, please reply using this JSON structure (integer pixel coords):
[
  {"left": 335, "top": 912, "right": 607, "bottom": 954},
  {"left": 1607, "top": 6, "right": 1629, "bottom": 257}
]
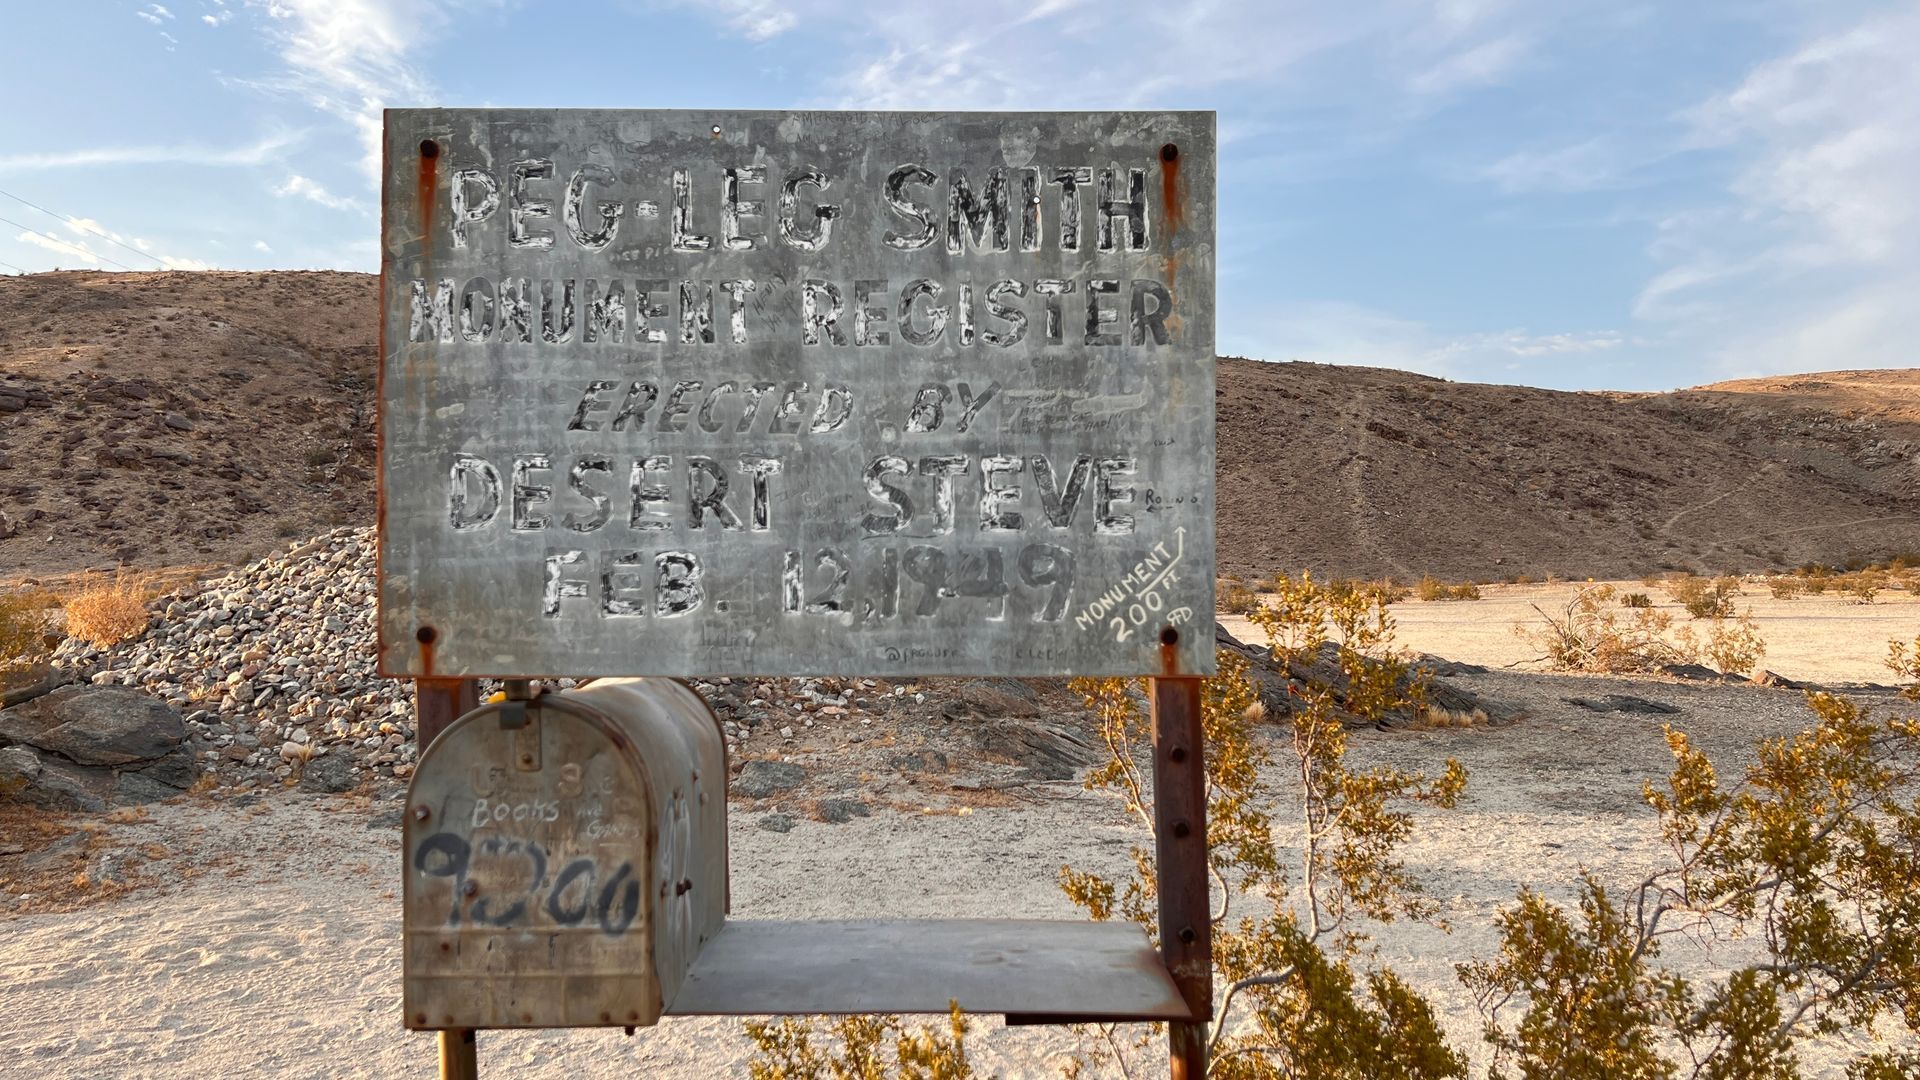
[
  {"left": 1216, "top": 362, "right": 1919, "bottom": 580},
  {"left": 0, "top": 272, "right": 374, "bottom": 579},
  {"left": 2, "top": 271, "right": 1915, "bottom": 582}
]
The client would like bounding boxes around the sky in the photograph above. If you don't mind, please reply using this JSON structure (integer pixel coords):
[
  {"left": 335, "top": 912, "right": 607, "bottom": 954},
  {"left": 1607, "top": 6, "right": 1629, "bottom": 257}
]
[{"left": 0, "top": 0, "right": 1914, "bottom": 392}]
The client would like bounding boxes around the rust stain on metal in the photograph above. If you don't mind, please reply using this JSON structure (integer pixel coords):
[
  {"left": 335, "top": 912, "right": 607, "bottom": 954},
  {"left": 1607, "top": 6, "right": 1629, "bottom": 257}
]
[
  {"left": 1159, "top": 142, "right": 1183, "bottom": 302},
  {"left": 416, "top": 625, "right": 438, "bottom": 677},
  {"left": 416, "top": 139, "right": 440, "bottom": 261}
]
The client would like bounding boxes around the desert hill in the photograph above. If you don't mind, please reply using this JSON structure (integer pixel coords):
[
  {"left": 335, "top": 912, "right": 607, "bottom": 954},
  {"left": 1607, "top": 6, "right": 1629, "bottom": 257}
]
[{"left": 2, "top": 271, "right": 1915, "bottom": 581}]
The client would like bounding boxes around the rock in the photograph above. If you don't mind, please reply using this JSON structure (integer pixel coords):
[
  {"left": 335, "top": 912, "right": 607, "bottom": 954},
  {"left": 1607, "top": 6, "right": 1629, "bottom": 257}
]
[
  {"left": 1752, "top": 670, "right": 1804, "bottom": 689},
  {"left": 757, "top": 813, "right": 797, "bottom": 833},
  {"left": 889, "top": 748, "right": 950, "bottom": 774},
  {"left": 0, "top": 686, "right": 188, "bottom": 766},
  {"left": 733, "top": 760, "right": 807, "bottom": 797},
  {"left": 0, "top": 745, "right": 42, "bottom": 793},
  {"left": 13, "top": 754, "right": 115, "bottom": 811},
  {"left": 1563, "top": 695, "right": 1680, "bottom": 715},
  {"left": 1219, "top": 625, "right": 1525, "bottom": 729},
  {"left": 1, "top": 663, "right": 72, "bottom": 709},
  {"left": 162, "top": 412, "right": 193, "bottom": 432},
  {"left": 298, "top": 752, "right": 357, "bottom": 794},
  {"left": 1416, "top": 655, "right": 1489, "bottom": 678},
  {"left": 1657, "top": 663, "right": 1727, "bottom": 682},
  {"left": 971, "top": 719, "right": 1100, "bottom": 781},
  {"left": 813, "top": 798, "right": 871, "bottom": 824}
]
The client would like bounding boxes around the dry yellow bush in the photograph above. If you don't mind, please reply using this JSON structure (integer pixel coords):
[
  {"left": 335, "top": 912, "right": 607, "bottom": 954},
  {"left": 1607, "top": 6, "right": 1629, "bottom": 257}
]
[
  {"left": 1662, "top": 573, "right": 1739, "bottom": 619},
  {"left": 62, "top": 570, "right": 156, "bottom": 649}
]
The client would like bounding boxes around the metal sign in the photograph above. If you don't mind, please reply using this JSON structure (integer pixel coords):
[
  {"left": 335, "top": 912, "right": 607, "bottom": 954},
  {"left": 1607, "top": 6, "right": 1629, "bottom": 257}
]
[{"left": 379, "top": 109, "right": 1215, "bottom": 677}]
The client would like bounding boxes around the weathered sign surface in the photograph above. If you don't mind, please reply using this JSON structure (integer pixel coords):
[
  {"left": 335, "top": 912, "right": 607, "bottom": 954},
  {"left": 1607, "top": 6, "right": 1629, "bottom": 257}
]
[{"left": 380, "top": 109, "right": 1215, "bottom": 677}]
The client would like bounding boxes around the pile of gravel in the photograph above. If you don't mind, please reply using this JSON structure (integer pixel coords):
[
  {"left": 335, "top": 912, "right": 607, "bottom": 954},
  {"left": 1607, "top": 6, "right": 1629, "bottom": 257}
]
[
  {"left": 53, "top": 528, "right": 414, "bottom": 788},
  {"left": 49, "top": 528, "right": 930, "bottom": 789}
]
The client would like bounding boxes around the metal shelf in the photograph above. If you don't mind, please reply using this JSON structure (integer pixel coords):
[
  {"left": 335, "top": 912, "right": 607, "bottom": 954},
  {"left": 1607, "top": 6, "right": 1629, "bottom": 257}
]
[{"left": 667, "top": 918, "right": 1190, "bottom": 1022}]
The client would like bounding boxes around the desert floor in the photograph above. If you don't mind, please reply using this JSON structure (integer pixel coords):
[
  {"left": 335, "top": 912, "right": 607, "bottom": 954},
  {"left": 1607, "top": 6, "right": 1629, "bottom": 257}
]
[{"left": 3, "top": 593, "right": 1916, "bottom": 1078}]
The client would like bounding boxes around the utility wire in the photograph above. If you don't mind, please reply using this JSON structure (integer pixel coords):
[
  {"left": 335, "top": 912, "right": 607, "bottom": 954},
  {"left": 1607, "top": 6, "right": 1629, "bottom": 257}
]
[
  {"left": 0, "top": 258, "right": 28, "bottom": 275},
  {"left": 0, "top": 186, "right": 168, "bottom": 269},
  {"left": 0, "top": 213, "right": 143, "bottom": 272}
]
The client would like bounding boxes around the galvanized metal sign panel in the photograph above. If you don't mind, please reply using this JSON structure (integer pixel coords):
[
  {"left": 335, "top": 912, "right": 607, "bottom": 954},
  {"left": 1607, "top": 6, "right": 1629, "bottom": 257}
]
[{"left": 380, "top": 109, "right": 1215, "bottom": 677}]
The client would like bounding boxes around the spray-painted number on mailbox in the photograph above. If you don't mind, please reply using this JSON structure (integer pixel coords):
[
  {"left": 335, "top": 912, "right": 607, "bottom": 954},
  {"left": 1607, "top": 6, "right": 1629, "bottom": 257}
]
[{"left": 413, "top": 832, "right": 642, "bottom": 935}]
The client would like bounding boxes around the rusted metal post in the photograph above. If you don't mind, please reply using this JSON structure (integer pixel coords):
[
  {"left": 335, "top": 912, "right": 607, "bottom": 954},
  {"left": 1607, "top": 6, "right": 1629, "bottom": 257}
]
[
  {"left": 1152, "top": 660, "right": 1212, "bottom": 1079},
  {"left": 414, "top": 677, "right": 479, "bottom": 751},
  {"left": 438, "top": 1028, "right": 477, "bottom": 1080}
]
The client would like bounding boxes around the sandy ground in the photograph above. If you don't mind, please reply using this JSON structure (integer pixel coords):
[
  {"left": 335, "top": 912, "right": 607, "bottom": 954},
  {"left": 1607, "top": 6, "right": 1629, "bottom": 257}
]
[
  {"left": 4, "top": 602, "right": 1917, "bottom": 1077},
  {"left": 1381, "top": 580, "right": 1915, "bottom": 685}
]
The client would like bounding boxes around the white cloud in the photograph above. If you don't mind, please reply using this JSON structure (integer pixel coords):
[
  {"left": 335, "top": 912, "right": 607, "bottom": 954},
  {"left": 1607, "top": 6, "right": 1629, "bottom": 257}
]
[
  {"left": 660, "top": 1, "right": 1529, "bottom": 112},
  {"left": 253, "top": 240, "right": 273, "bottom": 252},
  {"left": 274, "top": 174, "right": 368, "bottom": 213},
  {"left": 0, "top": 131, "right": 299, "bottom": 172},
  {"left": 687, "top": 0, "right": 796, "bottom": 40},
  {"left": 1479, "top": 136, "right": 1645, "bottom": 193},
  {"left": 137, "top": 3, "right": 175, "bottom": 24},
  {"left": 203, "top": 6, "right": 234, "bottom": 26},
  {"left": 1638, "top": 8, "right": 1920, "bottom": 376},
  {"left": 1221, "top": 299, "right": 1619, "bottom": 381},
  {"left": 31, "top": 214, "right": 216, "bottom": 271},
  {"left": 1406, "top": 33, "right": 1531, "bottom": 97},
  {"left": 241, "top": 0, "right": 449, "bottom": 185},
  {"left": 16, "top": 230, "right": 102, "bottom": 265}
]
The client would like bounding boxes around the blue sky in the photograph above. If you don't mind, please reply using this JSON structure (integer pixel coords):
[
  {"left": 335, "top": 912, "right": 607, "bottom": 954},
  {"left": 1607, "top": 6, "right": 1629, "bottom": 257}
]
[{"left": 1, "top": 1, "right": 1914, "bottom": 391}]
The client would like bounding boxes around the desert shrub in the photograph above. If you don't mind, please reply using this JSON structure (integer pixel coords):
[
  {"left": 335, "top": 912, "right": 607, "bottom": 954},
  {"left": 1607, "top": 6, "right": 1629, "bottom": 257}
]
[
  {"left": 62, "top": 570, "right": 154, "bottom": 648},
  {"left": 1053, "top": 572, "right": 1468, "bottom": 1079},
  {"left": 1843, "top": 571, "right": 1882, "bottom": 605},
  {"left": 1890, "top": 634, "right": 1920, "bottom": 702},
  {"left": 1692, "top": 612, "right": 1767, "bottom": 677},
  {"left": 1519, "top": 585, "right": 1691, "bottom": 673},
  {"left": 1219, "top": 580, "right": 1263, "bottom": 616},
  {"left": 744, "top": 1004, "right": 977, "bottom": 1080},
  {"left": 1417, "top": 576, "right": 1482, "bottom": 602},
  {"left": 1462, "top": 692, "right": 1920, "bottom": 1079},
  {"left": 1663, "top": 574, "right": 1739, "bottom": 620},
  {"left": 1767, "top": 577, "right": 1803, "bottom": 600},
  {"left": 1364, "top": 578, "right": 1410, "bottom": 605},
  {"left": 1620, "top": 592, "right": 1654, "bottom": 609},
  {"left": 0, "top": 589, "right": 58, "bottom": 670}
]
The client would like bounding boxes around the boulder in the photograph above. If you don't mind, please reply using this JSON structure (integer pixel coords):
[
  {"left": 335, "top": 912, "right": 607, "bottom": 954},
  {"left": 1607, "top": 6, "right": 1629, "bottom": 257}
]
[
  {"left": 298, "top": 752, "right": 357, "bottom": 794},
  {"left": 1218, "top": 625, "right": 1524, "bottom": 729},
  {"left": 732, "top": 760, "right": 807, "bottom": 797},
  {"left": 0, "top": 685, "right": 195, "bottom": 808},
  {"left": 1563, "top": 695, "right": 1679, "bottom": 715}
]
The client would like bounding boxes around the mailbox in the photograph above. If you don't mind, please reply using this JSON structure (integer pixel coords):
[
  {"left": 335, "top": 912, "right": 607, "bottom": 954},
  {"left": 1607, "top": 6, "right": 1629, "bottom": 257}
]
[{"left": 403, "top": 678, "right": 728, "bottom": 1030}]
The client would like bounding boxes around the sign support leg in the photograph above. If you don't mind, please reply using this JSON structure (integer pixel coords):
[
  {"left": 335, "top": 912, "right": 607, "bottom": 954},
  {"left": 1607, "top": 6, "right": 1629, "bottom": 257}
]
[
  {"left": 1151, "top": 672, "right": 1212, "bottom": 1079},
  {"left": 415, "top": 677, "right": 480, "bottom": 751},
  {"left": 439, "top": 1028, "right": 477, "bottom": 1079}
]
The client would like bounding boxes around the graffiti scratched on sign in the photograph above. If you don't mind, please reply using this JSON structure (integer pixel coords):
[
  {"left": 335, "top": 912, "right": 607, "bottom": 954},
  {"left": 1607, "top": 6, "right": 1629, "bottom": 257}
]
[{"left": 380, "top": 109, "right": 1215, "bottom": 677}]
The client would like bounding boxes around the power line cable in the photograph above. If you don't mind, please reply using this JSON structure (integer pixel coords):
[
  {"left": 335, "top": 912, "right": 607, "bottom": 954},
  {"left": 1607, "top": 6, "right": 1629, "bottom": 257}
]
[
  {"left": 0, "top": 257, "right": 29, "bottom": 275},
  {"left": 0, "top": 186, "right": 168, "bottom": 269},
  {"left": 0, "top": 213, "right": 143, "bottom": 272}
]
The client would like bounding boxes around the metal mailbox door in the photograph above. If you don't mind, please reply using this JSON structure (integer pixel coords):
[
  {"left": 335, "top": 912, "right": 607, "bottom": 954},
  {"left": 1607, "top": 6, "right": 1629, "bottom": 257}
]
[{"left": 404, "top": 688, "right": 668, "bottom": 1029}]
